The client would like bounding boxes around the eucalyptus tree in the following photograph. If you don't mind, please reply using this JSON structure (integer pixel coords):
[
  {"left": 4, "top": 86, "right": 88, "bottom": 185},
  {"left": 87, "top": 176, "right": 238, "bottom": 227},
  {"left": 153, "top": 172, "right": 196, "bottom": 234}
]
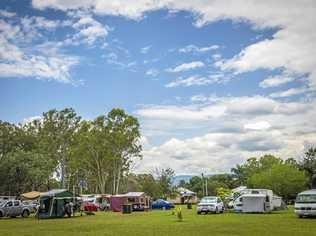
[
  {"left": 72, "top": 108, "right": 142, "bottom": 194},
  {"left": 36, "top": 108, "right": 81, "bottom": 188},
  {"left": 106, "top": 108, "right": 142, "bottom": 194}
]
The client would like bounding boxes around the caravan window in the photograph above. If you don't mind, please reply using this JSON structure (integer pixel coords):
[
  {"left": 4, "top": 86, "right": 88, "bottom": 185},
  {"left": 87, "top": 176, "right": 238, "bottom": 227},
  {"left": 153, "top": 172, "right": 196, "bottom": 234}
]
[{"left": 296, "top": 194, "right": 316, "bottom": 203}]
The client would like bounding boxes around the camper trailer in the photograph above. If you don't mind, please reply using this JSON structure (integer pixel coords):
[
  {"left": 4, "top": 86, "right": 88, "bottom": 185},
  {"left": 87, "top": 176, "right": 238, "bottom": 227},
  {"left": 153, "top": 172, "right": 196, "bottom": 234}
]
[
  {"left": 38, "top": 189, "right": 75, "bottom": 219},
  {"left": 111, "top": 192, "right": 150, "bottom": 212},
  {"left": 233, "top": 189, "right": 274, "bottom": 213}
]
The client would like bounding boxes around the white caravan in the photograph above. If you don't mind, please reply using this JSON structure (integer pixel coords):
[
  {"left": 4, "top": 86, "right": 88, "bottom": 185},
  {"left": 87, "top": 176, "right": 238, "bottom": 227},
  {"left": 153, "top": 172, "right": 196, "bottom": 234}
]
[
  {"left": 233, "top": 189, "right": 274, "bottom": 213},
  {"left": 295, "top": 189, "right": 316, "bottom": 218}
]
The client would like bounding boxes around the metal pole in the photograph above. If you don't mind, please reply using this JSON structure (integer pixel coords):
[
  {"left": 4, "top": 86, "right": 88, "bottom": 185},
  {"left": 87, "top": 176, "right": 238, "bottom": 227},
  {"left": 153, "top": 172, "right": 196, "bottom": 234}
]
[
  {"left": 201, "top": 173, "right": 204, "bottom": 197},
  {"left": 205, "top": 177, "right": 208, "bottom": 196}
]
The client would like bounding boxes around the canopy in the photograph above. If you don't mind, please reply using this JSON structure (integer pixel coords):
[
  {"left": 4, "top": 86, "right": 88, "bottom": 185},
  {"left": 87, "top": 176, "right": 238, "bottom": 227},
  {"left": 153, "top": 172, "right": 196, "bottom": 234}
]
[
  {"left": 21, "top": 191, "right": 41, "bottom": 200},
  {"left": 40, "top": 189, "right": 73, "bottom": 198}
]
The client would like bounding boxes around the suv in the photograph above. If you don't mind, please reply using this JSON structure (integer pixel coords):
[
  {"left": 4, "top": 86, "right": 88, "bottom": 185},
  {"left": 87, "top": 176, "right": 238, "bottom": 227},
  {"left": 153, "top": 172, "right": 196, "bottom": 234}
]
[
  {"left": 197, "top": 196, "right": 224, "bottom": 214},
  {"left": 0, "top": 200, "right": 33, "bottom": 218}
]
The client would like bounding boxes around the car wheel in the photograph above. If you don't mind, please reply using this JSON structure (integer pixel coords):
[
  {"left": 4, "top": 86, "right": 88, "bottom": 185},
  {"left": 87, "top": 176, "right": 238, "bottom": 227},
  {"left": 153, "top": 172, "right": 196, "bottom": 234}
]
[
  {"left": 298, "top": 215, "right": 303, "bottom": 218},
  {"left": 22, "top": 210, "right": 30, "bottom": 218},
  {"left": 0, "top": 211, "right": 3, "bottom": 218},
  {"left": 197, "top": 211, "right": 201, "bottom": 215}
]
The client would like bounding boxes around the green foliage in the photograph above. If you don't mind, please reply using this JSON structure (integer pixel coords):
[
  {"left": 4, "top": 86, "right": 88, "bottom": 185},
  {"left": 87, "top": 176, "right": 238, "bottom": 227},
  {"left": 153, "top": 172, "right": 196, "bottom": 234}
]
[
  {"left": 299, "top": 147, "right": 316, "bottom": 188},
  {"left": 0, "top": 107, "right": 142, "bottom": 195},
  {"left": 248, "top": 163, "right": 307, "bottom": 200},
  {"left": 154, "top": 168, "right": 176, "bottom": 199},
  {"left": 176, "top": 207, "right": 183, "bottom": 222},
  {"left": 216, "top": 187, "right": 232, "bottom": 201}
]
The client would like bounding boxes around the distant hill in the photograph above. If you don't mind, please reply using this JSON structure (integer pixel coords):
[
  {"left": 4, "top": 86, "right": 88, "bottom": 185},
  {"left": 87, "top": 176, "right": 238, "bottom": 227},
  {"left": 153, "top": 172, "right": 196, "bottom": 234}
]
[{"left": 172, "top": 175, "right": 194, "bottom": 186}]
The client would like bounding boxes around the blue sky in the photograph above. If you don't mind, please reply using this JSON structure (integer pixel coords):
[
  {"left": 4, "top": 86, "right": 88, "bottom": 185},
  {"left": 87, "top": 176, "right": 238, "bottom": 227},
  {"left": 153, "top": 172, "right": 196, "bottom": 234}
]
[{"left": 1, "top": 0, "right": 315, "bottom": 174}]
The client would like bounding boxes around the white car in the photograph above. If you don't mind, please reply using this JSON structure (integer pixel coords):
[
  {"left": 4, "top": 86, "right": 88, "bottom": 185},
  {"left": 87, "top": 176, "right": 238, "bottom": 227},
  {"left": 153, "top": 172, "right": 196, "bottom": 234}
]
[
  {"left": 295, "top": 189, "right": 316, "bottom": 218},
  {"left": 197, "top": 196, "right": 224, "bottom": 214}
]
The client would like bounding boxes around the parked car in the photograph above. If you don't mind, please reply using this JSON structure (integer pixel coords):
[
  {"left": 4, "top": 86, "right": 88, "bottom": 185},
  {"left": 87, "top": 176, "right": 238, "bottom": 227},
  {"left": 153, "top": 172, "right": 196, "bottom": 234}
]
[
  {"left": 83, "top": 201, "right": 100, "bottom": 212},
  {"left": 0, "top": 200, "right": 33, "bottom": 218},
  {"left": 22, "top": 200, "right": 39, "bottom": 213},
  {"left": 295, "top": 189, "right": 316, "bottom": 218},
  {"left": 197, "top": 196, "right": 224, "bottom": 214},
  {"left": 152, "top": 199, "right": 174, "bottom": 210}
]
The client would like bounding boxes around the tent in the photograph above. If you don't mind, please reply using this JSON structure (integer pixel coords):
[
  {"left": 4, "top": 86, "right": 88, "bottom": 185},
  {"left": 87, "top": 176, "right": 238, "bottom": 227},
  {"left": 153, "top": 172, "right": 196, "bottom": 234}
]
[
  {"left": 38, "top": 189, "right": 75, "bottom": 219},
  {"left": 110, "top": 192, "right": 151, "bottom": 212}
]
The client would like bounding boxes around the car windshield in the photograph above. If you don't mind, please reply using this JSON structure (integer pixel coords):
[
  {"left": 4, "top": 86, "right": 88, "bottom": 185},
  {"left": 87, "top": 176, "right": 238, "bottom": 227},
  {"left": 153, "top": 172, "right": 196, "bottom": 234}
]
[
  {"left": 201, "top": 197, "right": 216, "bottom": 203},
  {"left": 296, "top": 194, "right": 316, "bottom": 203}
]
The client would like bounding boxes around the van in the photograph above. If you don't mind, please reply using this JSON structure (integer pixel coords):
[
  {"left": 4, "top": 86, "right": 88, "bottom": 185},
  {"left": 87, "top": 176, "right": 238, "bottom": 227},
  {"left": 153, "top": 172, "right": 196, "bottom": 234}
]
[{"left": 294, "top": 189, "right": 316, "bottom": 218}]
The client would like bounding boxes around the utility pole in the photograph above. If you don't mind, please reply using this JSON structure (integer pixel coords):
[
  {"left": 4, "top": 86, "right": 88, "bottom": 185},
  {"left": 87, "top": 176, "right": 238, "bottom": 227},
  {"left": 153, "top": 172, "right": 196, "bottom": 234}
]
[
  {"left": 201, "top": 173, "right": 205, "bottom": 196},
  {"left": 205, "top": 176, "right": 208, "bottom": 196}
]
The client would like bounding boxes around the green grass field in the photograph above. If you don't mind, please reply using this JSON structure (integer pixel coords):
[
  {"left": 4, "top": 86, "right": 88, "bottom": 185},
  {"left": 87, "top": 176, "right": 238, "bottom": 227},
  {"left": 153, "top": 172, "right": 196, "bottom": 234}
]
[{"left": 0, "top": 206, "right": 316, "bottom": 236}]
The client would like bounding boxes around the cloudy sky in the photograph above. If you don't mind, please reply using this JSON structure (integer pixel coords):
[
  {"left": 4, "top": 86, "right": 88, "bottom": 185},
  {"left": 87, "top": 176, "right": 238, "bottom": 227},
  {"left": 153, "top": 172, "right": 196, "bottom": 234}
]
[{"left": 1, "top": 0, "right": 316, "bottom": 174}]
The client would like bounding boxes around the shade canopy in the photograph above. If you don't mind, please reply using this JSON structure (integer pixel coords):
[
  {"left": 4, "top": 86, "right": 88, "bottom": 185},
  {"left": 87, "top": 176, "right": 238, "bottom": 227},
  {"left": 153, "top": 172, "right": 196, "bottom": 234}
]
[{"left": 21, "top": 191, "right": 41, "bottom": 200}]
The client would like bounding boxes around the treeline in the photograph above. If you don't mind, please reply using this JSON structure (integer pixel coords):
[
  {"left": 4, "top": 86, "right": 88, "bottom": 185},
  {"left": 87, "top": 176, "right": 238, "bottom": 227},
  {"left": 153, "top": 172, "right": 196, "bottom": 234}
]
[
  {"left": 1, "top": 107, "right": 315, "bottom": 201},
  {"left": 181, "top": 153, "right": 316, "bottom": 201},
  {"left": 0, "top": 108, "right": 142, "bottom": 195}
]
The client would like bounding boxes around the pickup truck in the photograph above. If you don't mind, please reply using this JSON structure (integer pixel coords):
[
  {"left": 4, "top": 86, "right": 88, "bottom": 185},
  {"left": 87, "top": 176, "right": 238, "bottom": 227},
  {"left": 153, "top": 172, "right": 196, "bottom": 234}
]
[{"left": 0, "top": 200, "right": 33, "bottom": 218}]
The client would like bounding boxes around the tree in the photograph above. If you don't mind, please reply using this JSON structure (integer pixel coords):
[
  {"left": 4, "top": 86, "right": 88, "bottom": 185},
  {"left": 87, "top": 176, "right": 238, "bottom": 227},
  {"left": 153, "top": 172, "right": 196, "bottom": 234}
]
[
  {"left": 136, "top": 174, "right": 161, "bottom": 199},
  {"left": 106, "top": 108, "right": 142, "bottom": 194},
  {"left": 0, "top": 150, "right": 54, "bottom": 196},
  {"left": 36, "top": 108, "right": 81, "bottom": 188},
  {"left": 299, "top": 147, "right": 316, "bottom": 188},
  {"left": 71, "top": 108, "right": 142, "bottom": 194},
  {"left": 154, "top": 168, "right": 175, "bottom": 199},
  {"left": 0, "top": 121, "right": 24, "bottom": 162},
  {"left": 186, "top": 176, "right": 203, "bottom": 198},
  {"left": 248, "top": 163, "right": 307, "bottom": 201},
  {"left": 232, "top": 155, "right": 286, "bottom": 185}
]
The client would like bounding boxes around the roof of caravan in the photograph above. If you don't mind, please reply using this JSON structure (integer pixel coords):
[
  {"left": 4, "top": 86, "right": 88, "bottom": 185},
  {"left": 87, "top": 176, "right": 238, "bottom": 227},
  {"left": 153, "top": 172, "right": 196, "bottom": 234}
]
[
  {"left": 242, "top": 194, "right": 267, "bottom": 198},
  {"left": 124, "top": 192, "right": 145, "bottom": 197},
  {"left": 298, "top": 189, "right": 316, "bottom": 195},
  {"left": 112, "top": 192, "right": 146, "bottom": 198}
]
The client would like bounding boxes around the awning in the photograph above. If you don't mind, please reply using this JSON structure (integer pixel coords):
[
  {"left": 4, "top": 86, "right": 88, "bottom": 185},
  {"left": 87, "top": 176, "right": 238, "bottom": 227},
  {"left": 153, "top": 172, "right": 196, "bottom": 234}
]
[{"left": 21, "top": 191, "right": 41, "bottom": 200}]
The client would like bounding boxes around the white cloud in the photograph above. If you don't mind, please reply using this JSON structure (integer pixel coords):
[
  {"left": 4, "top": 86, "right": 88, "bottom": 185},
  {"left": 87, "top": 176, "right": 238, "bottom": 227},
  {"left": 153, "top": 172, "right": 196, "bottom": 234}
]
[
  {"left": 178, "top": 44, "right": 219, "bottom": 53},
  {"left": 260, "top": 75, "right": 295, "bottom": 88},
  {"left": 166, "top": 75, "right": 212, "bottom": 88},
  {"left": 190, "top": 94, "right": 208, "bottom": 102},
  {"left": 136, "top": 95, "right": 316, "bottom": 173},
  {"left": 22, "top": 116, "right": 42, "bottom": 124},
  {"left": 0, "top": 15, "right": 79, "bottom": 83},
  {"left": 269, "top": 87, "right": 308, "bottom": 98},
  {"left": 72, "top": 16, "right": 109, "bottom": 45},
  {"left": 140, "top": 45, "right": 151, "bottom": 54},
  {"left": 146, "top": 68, "right": 159, "bottom": 77},
  {"left": 32, "top": 1, "right": 316, "bottom": 88},
  {"left": 167, "top": 61, "right": 205, "bottom": 73},
  {"left": 244, "top": 121, "right": 271, "bottom": 130},
  {"left": 0, "top": 10, "right": 16, "bottom": 18},
  {"left": 166, "top": 74, "right": 225, "bottom": 87}
]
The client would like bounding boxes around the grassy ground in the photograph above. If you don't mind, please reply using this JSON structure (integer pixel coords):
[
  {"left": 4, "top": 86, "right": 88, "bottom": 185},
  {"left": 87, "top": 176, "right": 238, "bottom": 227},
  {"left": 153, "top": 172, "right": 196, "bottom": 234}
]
[{"left": 0, "top": 206, "right": 316, "bottom": 236}]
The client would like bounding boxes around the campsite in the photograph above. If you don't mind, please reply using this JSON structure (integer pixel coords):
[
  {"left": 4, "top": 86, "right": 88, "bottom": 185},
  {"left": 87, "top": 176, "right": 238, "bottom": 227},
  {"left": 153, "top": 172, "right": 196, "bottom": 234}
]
[
  {"left": 0, "top": 206, "right": 316, "bottom": 236},
  {"left": 1, "top": 0, "right": 316, "bottom": 235}
]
